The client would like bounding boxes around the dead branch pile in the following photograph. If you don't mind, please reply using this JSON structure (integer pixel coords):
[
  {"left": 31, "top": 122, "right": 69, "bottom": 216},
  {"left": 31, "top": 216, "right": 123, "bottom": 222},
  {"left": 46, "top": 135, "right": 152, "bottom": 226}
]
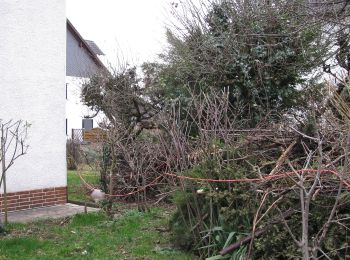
[{"left": 155, "top": 88, "right": 350, "bottom": 258}]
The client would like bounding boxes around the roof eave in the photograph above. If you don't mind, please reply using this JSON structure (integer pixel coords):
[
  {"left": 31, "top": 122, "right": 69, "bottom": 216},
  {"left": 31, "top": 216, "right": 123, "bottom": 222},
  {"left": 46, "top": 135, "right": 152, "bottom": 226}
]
[{"left": 66, "top": 19, "right": 106, "bottom": 71}]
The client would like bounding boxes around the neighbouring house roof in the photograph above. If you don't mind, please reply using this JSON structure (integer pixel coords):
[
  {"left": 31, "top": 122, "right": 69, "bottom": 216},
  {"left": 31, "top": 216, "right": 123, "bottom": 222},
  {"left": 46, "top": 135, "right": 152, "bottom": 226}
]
[
  {"left": 66, "top": 19, "right": 106, "bottom": 77},
  {"left": 85, "top": 40, "right": 105, "bottom": 55}
]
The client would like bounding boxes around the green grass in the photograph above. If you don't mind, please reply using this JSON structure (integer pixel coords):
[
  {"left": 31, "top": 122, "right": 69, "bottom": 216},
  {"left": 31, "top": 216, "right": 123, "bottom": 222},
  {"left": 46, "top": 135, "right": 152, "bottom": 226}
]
[
  {"left": 0, "top": 208, "right": 195, "bottom": 259},
  {"left": 0, "top": 168, "right": 195, "bottom": 259},
  {"left": 67, "top": 169, "right": 100, "bottom": 202}
]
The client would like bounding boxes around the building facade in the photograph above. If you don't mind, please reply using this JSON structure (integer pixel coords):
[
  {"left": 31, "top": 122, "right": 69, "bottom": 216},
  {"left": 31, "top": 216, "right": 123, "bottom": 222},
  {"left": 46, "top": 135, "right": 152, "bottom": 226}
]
[
  {"left": 0, "top": 0, "right": 67, "bottom": 211},
  {"left": 66, "top": 20, "right": 105, "bottom": 140}
]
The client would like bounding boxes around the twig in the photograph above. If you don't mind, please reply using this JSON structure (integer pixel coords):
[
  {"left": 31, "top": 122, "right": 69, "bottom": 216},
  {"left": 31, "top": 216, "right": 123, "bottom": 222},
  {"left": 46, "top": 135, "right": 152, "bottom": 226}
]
[{"left": 269, "top": 141, "right": 297, "bottom": 175}]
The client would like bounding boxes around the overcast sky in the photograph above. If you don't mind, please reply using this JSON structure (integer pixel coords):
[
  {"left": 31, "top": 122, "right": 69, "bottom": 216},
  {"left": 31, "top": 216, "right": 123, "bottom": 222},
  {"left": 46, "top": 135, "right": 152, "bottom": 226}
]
[{"left": 66, "top": 0, "right": 175, "bottom": 67}]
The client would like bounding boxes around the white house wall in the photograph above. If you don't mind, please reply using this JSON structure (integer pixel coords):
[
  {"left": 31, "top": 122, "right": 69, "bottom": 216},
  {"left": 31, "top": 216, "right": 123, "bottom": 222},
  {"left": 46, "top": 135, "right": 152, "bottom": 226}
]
[{"left": 0, "top": 1, "right": 66, "bottom": 194}]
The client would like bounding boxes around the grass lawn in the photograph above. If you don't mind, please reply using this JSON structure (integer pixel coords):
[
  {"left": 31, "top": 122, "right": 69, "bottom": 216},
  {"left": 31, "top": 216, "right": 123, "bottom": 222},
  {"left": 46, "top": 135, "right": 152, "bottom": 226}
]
[
  {"left": 0, "top": 168, "right": 195, "bottom": 259},
  {"left": 0, "top": 207, "right": 195, "bottom": 259},
  {"left": 67, "top": 169, "right": 100, "bottom": 202}
]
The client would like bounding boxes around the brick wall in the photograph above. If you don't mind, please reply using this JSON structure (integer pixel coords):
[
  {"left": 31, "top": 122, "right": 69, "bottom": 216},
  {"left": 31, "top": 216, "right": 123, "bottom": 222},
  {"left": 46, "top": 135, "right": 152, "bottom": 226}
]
[{"left": 0, "top": 187, "right": 67, "bottom": 213}]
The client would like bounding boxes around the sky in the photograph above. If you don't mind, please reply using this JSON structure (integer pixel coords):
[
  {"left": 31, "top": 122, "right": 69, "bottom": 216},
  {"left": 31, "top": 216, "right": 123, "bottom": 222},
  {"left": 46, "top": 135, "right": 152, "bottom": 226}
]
[{"left": 66, "top": 0, "right": 175, "bottom": 67}]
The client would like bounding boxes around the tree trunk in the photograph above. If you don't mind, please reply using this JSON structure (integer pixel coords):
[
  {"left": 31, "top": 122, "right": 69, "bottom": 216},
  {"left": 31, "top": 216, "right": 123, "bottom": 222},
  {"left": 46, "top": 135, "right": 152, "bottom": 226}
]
[
  {"left": 0, "top": 218, "right": 4, "bottom": 234},
  {"left": 1, "top": 135, "right": 8, "bottom": 226},
  {"left": 301, "top": 188, "right": 310, "bottom": 260}
]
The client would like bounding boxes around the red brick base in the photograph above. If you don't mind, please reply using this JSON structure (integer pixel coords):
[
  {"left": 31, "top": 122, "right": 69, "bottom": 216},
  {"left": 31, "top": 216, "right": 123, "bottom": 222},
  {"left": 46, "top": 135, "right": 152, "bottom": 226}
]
[{"left": 0, "top": 187, "right": 67, "bottom": 213}]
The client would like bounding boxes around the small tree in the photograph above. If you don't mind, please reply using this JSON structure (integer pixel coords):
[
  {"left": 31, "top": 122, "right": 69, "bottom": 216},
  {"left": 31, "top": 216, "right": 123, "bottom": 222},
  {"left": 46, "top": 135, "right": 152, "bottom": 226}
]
[
  {"left": 0, "top": 120, "right": 29, "bottom": 231},
  {"left": 81, "top": 66, "right": 165, "bottom": 211},
  {"left": 81, "top": 66, "right": 163, "bottom": 135}
]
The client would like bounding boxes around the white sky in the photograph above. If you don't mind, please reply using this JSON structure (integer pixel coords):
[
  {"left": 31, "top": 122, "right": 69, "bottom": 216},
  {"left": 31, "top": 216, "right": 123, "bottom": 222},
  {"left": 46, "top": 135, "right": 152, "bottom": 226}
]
[{"left": 66, "top": 0, "right": 175, "bottom": 67}]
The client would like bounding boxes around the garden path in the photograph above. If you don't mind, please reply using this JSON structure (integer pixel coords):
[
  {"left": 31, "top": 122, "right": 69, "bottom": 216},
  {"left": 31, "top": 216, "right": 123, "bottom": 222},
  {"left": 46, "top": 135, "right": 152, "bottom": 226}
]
[{"left": 0, "top": 203, "right": 99, "bottom": 223}]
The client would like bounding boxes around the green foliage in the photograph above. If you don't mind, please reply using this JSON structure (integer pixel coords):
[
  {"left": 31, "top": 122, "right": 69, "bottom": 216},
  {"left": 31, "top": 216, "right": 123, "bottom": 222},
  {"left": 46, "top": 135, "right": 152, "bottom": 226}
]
[
  {"left": 168, "top": 132, "right": 350, "bottom": 258},
  {"left": 163, "top": 0, "right": 326, "bottom": 125},
  {"left": 207, "top": 246, "right": 247, "bottom": 260},
  {"left": 171, "top": 172, "right": 350, "bottom": 259},
  {"left": 81, "top": 67, "right": 139, "bottom": 126},
  {"left": 170, "top": 158, "right": 258, "bottom": 258},
  {"left": 82, "top": 65, "right": 164, "bottom": 129}
]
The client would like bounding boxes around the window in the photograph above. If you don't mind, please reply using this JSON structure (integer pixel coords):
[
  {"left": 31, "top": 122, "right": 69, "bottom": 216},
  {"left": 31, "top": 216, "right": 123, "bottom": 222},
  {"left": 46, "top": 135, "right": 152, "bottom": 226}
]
[{"left": 82, "top": 118, "right": 93, "bottom": 130}]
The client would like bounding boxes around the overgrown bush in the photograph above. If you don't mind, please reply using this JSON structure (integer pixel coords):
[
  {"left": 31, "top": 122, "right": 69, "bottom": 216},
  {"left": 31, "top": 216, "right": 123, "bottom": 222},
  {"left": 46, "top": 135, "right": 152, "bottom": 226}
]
[
  {"left": 80, "top": 1, "right": 350, "bottom": 258},
  {"left": 162, "top": 0, "right": 329, "bottom": 126},
  {"left": 160, "top": 87, "right": 350, "bottom": 259}
]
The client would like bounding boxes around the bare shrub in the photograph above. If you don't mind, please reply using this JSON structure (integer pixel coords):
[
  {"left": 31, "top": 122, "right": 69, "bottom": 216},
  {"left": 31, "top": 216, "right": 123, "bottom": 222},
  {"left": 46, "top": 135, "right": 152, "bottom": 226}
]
[
  {"left": 0, "top": 120, "right": 29, "bottom": 230},
  {"left": 66, "top": 139, "right": 81, "bottom": 170},
  {"left": 157, "top": 87, "right": 350, "bottom": 259}
]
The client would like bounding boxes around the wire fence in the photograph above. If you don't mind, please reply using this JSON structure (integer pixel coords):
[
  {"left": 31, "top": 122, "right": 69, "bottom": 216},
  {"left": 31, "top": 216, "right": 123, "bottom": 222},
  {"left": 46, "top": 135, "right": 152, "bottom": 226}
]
[{"left": 72, "top": 129, "right": 84, "bottom": 144}]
